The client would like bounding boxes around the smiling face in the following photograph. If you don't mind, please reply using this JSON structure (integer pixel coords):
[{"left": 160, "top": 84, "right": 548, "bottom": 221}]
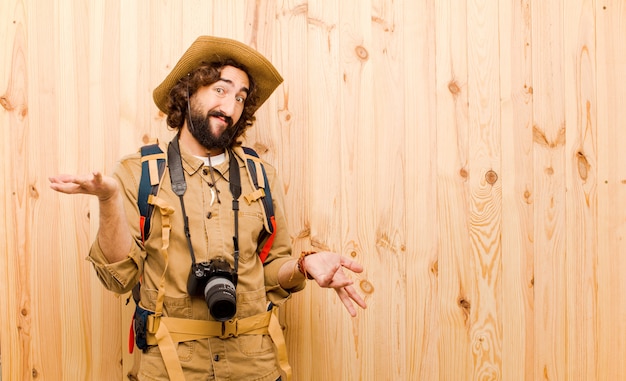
[{"left": 181, "top": 65, "right": 251, "bottom": 155}]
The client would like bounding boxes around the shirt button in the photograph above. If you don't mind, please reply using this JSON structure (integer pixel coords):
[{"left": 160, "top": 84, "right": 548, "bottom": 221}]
[{"left": 214, "top": 354, "right": 220, "bottom": 362}]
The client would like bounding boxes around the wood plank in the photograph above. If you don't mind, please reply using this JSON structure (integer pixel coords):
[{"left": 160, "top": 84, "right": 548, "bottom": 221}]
[
  {"left": 368, "top": 0, "right": 408, "bottom": 379},
  {"left": 402, "top": 0, "right": 439, "bottom": 380},
  {"left": 337, "top": 0, "right": 378, "bottom": 379},
  {"left": 563, "top": 0, "right": 599, "bottom": 379},
  {"left": 499, "top": 0, "right": 535, "bottom": 380},
  {"left": 305, "top": 1, "right": 348, "bottom": 379},
  {"left": 52, "top": 0, "right": 93, "bottom": 378},
  {"left": 0, "top": 1, "right": 30, "bottom": 379},
  {"left": 531, "top": 0, "right": 568, "bottom": 379},
  {"left": 596, "top": 1, "right": 626, "bottom": 380},
  {"left": 27, "top": 0, "right": 64, "bottom": 378},
  {"left": 466, "top": 0, "right": 503, "bottom": 379},
  {"left": 435, "top": 1, "right": 473, "bottom": 380}
]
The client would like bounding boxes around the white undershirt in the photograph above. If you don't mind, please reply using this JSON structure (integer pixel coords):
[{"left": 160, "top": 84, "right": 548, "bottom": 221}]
[{"left": 195, "top": 153, "right": 226, "bottom": 166}]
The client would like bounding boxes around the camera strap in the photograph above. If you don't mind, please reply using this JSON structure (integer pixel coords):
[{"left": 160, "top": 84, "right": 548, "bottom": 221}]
[
  {"left": 167, "top": 136, "right": 241, "bottom": 281},
  {"left": 228, "top": 147, "right": 241, "bottom": 282},
  {"left": 167, "top": 136, "right": 197, "bottom": 265}
]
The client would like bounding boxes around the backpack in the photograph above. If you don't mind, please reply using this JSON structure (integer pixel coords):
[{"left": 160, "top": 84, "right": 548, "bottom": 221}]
[
  {"left": 128, "top": 140, "right": 277, "bottom": 353},
  {"left": 138, "top": 142, "right": 276, "bottom": 254}
]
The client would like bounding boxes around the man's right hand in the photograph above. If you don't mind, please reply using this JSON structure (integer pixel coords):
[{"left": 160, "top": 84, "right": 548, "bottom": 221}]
[
  {"left": 49, "top": 172, "right": 118, "bottom": 201},
  {"left": 49, "top": 171, "right": 132, "bottom": 263}
]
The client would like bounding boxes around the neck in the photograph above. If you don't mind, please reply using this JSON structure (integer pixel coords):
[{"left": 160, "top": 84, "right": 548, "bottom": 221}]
[{"left": 178, "top": 127, "right": 226, "bottom": 157}]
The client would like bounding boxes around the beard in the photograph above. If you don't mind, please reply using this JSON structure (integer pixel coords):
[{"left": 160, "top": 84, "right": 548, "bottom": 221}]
[{"left": 187, "top": 107, "right": 238, "bottom": 151}]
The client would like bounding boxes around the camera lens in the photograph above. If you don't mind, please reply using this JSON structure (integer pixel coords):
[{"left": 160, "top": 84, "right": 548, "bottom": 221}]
[{"left": 204, "top": 277, "right": 237, "bottom": 321}]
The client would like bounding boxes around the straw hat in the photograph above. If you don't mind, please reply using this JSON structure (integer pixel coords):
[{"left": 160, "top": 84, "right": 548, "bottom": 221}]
[{"left": 153, "top": 36, "right": 283, "bottom": 114}]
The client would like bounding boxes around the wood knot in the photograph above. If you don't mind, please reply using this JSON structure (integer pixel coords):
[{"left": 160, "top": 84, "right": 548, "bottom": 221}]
[
  {"left": 278, "top": 108, "right": 292, "bottom": 124},
  {"left": 458, "top": 297, "right": 471, "bottom": 316},
  {"left": 29, "top": 184, "right": 39, "bottom": 199},
  {"left": 459, "top": 168, "right": 468, "bottom": 179},
  {"left": 577, "top": 151, "right": 589, "bottom": 181},
  {"left": 448, "top": 80, "right": 461, "bottom": 95},
  {"left": 359, "top": 280, "right": 375, "bottom": 294},
  {"left": 523, "top": 189, "right": 532, "bottom": 204},
  {"left": 355, "top": 45, "right": 369, "bottom": 61},
  {"left": 485, "top": 170, "right": 498, "bottom": 185},
  {"left": 0, "top": 95, "right": 14, "bottom": 111},
  {"left": 252, "top": 142, "right": 269, "bottom": 155},
  {"left": 296, "top": 227, "right": 311, "bottom": 239}
]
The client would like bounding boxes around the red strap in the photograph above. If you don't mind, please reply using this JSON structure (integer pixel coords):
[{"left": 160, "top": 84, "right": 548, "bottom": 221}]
[
  {"left": 139, "top": 216, "right": 146, "bottom": 243},
  {"left": 258, "top": 216, "right": 277, "bottom": 263},
  {"left": 129, "top": 315, "right": 135, "bottom": 353}
]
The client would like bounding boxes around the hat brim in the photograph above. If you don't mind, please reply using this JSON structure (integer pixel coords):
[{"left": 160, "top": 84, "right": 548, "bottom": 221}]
[{"left": 153, "top": 36, "right": 283, "bottom": 115}]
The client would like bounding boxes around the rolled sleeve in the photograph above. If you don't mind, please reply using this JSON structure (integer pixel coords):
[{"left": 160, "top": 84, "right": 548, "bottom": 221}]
[
  {"left": 262, "top": 256, "right": 307, "bottom": 306},
  {"left": 87, "top": 238, "right": 143, "bottom": 294},
  {"left": 259, "top": 164, "right": 307, "bottom": 305}
]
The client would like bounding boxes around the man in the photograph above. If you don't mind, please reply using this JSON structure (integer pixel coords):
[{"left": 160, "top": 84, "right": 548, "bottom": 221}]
[{"left": 49, "top": 36, "right": 366, "bottom": 381}]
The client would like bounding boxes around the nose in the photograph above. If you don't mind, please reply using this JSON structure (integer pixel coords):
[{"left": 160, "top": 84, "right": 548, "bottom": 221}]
[{"left": 218, "top": 96, "right": 238, "bottom": 118}]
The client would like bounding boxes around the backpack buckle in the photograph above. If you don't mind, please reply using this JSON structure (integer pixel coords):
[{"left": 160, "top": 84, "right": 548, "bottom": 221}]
[{"left": 220, "top": 319, "right": 238, "bottom": 338}]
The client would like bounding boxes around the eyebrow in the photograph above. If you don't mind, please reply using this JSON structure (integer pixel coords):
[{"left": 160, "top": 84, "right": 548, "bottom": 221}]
[{"left": 218, "top": 77, "right": 249, "bottom": 95}]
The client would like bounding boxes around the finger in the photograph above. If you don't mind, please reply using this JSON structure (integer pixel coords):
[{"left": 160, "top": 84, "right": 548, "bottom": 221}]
[
  {"left": 49, "top": 174, "right": 77, "bottom": 184},
  {"left": 323, "top": 265, "right": 355, "bottom": 289},
  {"left": 335, "top": 287, "right": 357, "bottom": 317},
  {"left": 339, "top": 257, "right": 364, "bottom": 273},
  {"left": 344, "top": 285, "right": 367, "bottom": 309},
  {"left": 92, "top": 171, "right": 103, "bottom": 184},
  {"left": 49, "top": 176, "right": 82, "bottom": 193}
]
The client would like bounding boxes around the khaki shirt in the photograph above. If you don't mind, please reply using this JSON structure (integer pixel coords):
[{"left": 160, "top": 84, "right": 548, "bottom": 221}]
[{"left": 88, "top": 142, "right": 305, "bottom": 381}]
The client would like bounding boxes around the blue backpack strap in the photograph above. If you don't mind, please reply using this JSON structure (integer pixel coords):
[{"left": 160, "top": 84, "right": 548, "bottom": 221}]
[
  {"left": 242, "top": 147, "right": 276, "bottom": 263},
  {"left": 130, "top": 142, "right": 165, "bottom": 354},
  {"left": 138, "top": 143, "right": 166, "bottom": 243}
]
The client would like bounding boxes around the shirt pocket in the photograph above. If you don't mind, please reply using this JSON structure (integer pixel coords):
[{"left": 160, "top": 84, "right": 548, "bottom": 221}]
[
  {"left": 142, "top": 290, "right": 196, "bottom": 363},
  {"left": 238, "top": 334, "right": 276, "bottom": 358},
  {"left": 143, "top": 340, "right": 196, "bottom": 363},
  {"left": 237, "top": 201, "right": 267, "bottom": 263}
]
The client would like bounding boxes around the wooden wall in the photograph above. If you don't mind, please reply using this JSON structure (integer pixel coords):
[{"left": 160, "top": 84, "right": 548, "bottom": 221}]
[{"left": 1, "top": 0, "right": 625, "bottom": 380}]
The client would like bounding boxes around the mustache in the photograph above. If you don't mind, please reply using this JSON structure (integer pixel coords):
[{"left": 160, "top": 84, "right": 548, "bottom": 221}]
[{"left": 206, "top": 110, "right": 233, "bottom": 128}]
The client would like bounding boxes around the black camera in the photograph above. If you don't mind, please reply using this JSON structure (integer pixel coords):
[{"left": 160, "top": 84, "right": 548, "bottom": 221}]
[{"left": 187, "top": 257, "right": 237, "bottom": 321}]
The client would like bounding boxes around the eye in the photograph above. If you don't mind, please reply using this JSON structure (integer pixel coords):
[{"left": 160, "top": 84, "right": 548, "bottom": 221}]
[
  {"left": 235, "top": 95, "right": 246, "bottom": 103},
  {"left": 214, "top": 87, "right": 225, "bottom": 95}
]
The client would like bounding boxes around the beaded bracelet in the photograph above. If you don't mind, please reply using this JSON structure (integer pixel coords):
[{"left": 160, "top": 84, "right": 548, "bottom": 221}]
[{"left": 297, "top": 251, "right": 316, "bottom": 280}]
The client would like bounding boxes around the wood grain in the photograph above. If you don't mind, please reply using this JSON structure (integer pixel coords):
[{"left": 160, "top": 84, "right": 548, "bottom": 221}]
[
  {"left": 499, "top": 0, "right": 535, "bottom": 380},
  {"left": 2, "top": 1, "right": 626, "bottom": 380}
]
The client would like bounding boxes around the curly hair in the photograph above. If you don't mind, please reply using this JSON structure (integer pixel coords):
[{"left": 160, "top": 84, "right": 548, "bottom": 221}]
[{"left": 165, "top": 58, "right": 259, "bottom": 143}]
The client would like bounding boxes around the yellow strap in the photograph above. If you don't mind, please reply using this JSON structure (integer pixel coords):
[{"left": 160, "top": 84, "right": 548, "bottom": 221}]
[
  {"left": 148, "top": 159, "right": 160, "bottom": 186},
  {"left": 269, "top": 308, "right": 292, "bottom": 381},
  {"left": 154, "top": 316, "right": 186, "bottom": 380},
  {"left": 148, "top": 195, "right": 174, "bottom": 316},
  {"left": 146, "top": 311, "right": 272, "bottom": 344},
  {"left": 145, "top": 308, "right": 291, "bottom": 380},
  {"left": 145, "top": 194, "right": 185, "bottom": 379},
  {"left": 243, "top": 188, "right": 265, "bottom": 205},
  {"left": 140, "top": 152, "right": 166, "bottom": 163}
]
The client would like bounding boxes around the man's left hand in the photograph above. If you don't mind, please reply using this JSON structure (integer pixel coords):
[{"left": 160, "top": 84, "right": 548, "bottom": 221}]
[{"left": 303, "top": 252, "right": 368, "bottom": 317}]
